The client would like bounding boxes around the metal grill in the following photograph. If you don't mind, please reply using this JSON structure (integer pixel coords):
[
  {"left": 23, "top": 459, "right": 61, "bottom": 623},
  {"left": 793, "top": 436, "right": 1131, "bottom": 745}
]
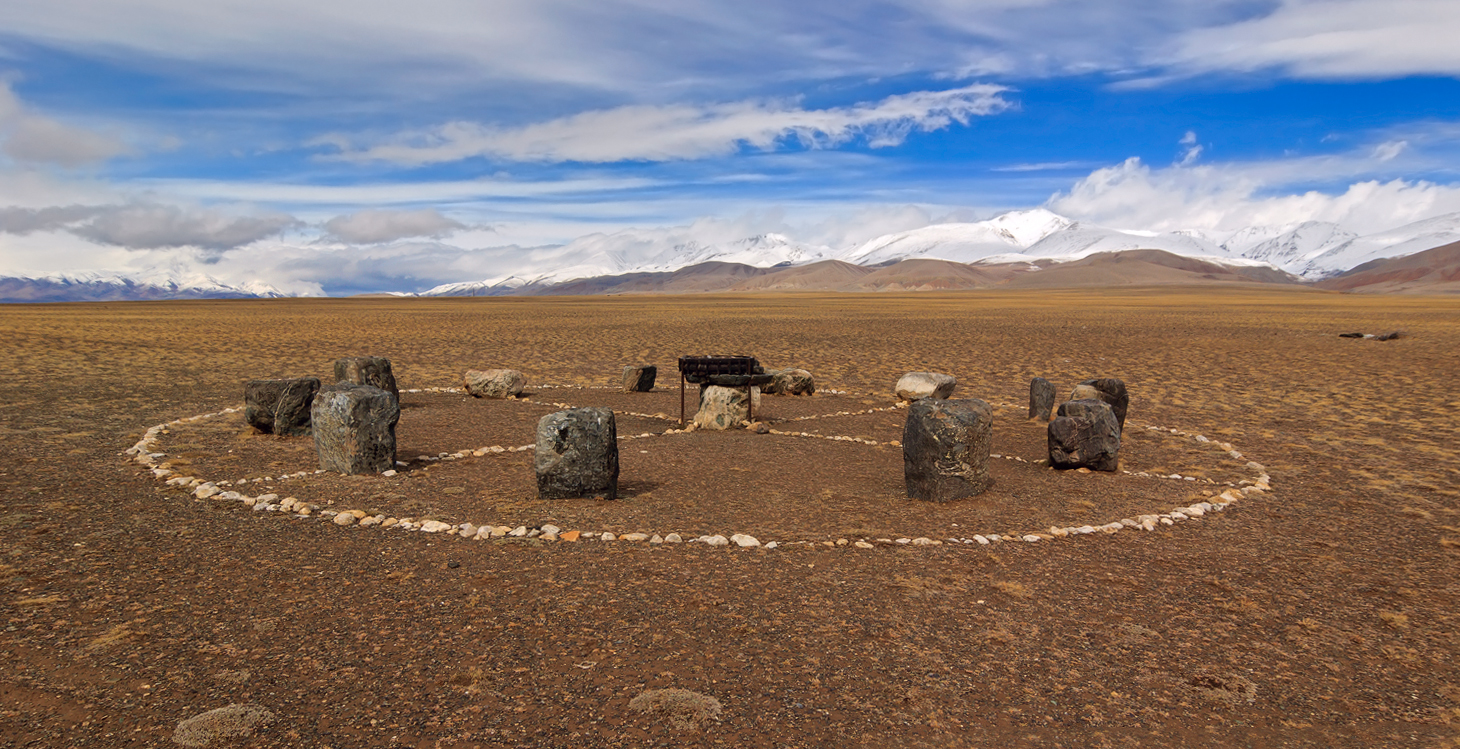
[{"left": 677, "top": 355, "right": 762, "bottom": 425}]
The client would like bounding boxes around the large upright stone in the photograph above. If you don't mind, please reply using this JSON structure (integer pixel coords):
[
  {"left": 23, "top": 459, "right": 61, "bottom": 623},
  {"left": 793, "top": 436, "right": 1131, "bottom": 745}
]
[
  {"left": 621, "top": 365, "right": 656, "bottom": 393},
  {"left": 535, "top": 407, "right": 618, "bottom": 499},
  {"left": 895, "top": 372, "right": 957, "bottom": 401},
  {"left": 1078, "top": 378, "right": 1129, "bottom": 431},
  {"left": 694, "top": 385, "right": 752, "bottom": 430},
  {"left": 464, "top": 369, "right": 526, "bottom": 399},
  {"left": 1029, "top": 377, "right": 1056, "bottom": 421},
  {"left": 334, "top": 357, "right": 399, "bottom": 402},
  {"left": 312, "top": 383, "right": 399, "bottom": 475},
  {"left": 902, "top": 398, "right": 994, "bottom": 502},
  {"left": 244, "top": 377, "right": 320, "bottom": 436},
  {"left": 765, "top": 368, "right": 815, "bottom": 396},
  {"left": 1048, "top": 399, "right": 1121, "bottom": 472}
]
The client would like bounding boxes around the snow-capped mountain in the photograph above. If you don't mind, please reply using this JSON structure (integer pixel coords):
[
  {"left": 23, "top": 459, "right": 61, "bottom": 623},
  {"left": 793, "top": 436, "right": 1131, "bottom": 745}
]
[
  {"left": 843, "top": 209, "right": 1072, "bottom": 265},
  {"left": 1229, "top": 222, "right": 1356, "bottom": 271},
  {"left": 0, "top": 271, "right": 289, "bottom": 303},
  {"left": 1292, "top": 213, "right": 1460, "bottom": 279}
]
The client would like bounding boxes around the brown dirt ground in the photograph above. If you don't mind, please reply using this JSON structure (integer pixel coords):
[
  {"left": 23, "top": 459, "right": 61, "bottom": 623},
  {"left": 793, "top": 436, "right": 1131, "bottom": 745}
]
[{"left": 1, "top": 287, "right": 1458, "bottom": 748}]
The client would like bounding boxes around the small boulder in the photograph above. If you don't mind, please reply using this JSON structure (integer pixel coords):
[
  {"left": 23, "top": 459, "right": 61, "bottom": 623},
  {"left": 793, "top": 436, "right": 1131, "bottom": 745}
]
[
  {"left": 895, "top": 371, "right": 956, "bottom": 401},
  {"left": 464, "top": 369, "right": 527, "bottom": 399},
  {"left": 334, "top": 356, "right": 398, "bottom": 402},
  {"left": 1048, "top": 399, "right": 1121, "bottom": 472},
  {"left": 1028, "top": 377, "right": 1055, "bottom": 421},
  {"left": 244, "top": 377, "right": 320, "bottom": 436},
  {"left": 1376, "top": 331, "right": 1402, "bottom": 341},
  {"left": 694, "top": 385, "right": 752, "bottom": 430},
  {"left": 621, "top": 364, "right": 656, "bottom": 392},
  {"left": 766, "top": 368, "right": 815, "bottom": 396},
  {"left": 1078, "top": 378, "right": 1129, "bottom": 432},
  {"left": 535, "top": 407, "right": 619, "bottom": 499},
  {"left": 902, "top": 398, "right": 994, "bottom": 502},
  {"left": 312, "top": 383, "right": 399, "bottom": 475}
]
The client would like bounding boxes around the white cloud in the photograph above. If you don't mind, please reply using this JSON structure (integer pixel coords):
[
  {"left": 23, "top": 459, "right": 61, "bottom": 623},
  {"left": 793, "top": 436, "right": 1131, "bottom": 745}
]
[
  {"left": 0, "top": 82, "right": 128, "bottom": 166},
  {"left": 0, "top": 201, "right": 301, "bottom": 253},
  {"left": 1163, "top": 0, "right": 1460, "bottom": 79},
  {"left": 1177, "top": 130, "right": 1202, "bottom": 166},
  {"left": 1047, "top": 157, "right": 1460, "bottom": 236},
  {"left": 321, "top": 85, "right": 1012, "bottom": 165},
  {"left": 322, "top": 208, "right": 466, "bottom": 243}
]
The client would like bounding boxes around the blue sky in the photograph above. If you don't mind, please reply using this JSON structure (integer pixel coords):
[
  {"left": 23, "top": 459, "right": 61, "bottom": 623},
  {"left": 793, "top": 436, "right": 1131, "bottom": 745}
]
[{"left": 1, "top": 0, "right": 1459, "bottom": 294}]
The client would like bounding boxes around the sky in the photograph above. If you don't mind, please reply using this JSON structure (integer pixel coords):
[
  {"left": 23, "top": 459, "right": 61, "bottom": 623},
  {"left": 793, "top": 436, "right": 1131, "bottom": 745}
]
[{"left": 2, "top": 0, "right": 1460, "bottom": 294}]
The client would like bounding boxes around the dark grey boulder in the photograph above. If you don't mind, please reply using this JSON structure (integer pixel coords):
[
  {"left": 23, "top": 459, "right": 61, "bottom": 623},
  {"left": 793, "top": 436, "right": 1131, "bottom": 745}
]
[
  {"left": 1029, "top": 377, "right": 1056, "bottom": 421},
  {"left": 312, "top": 383, "right": 399, "bottom": 475},
  {"left": 334, "top": 356, "right": 399, "bottom": 402},
  {"left": 621, "top": 365, "right": 656, "bottom": 392},
  {"left": 1048, "top": 399, "right": 1121, "bottom": 472},
  {"left": 902, "top": 398, "right": 994, "bottom": 502},
  {"left": 244, "top": 377, "right": 320, "bottom": 436},
  {"left": 1078, "top": 377, "right": 1128, "bottom": 432},
  {"left": 535, "top": 407, "right": 619, "bottom": 499}
]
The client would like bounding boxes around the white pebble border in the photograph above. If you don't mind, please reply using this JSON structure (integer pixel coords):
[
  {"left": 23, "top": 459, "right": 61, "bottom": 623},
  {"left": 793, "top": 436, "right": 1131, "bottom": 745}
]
[{"left": 123, "top": 387, "right": 1272, "bottom": 551}]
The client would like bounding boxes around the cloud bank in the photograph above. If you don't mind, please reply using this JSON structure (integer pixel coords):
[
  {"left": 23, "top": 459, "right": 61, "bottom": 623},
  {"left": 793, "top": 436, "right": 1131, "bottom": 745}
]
[
  {"left": 323, "top": 85, "right": 1011, "bottom": 165},
  {"left": 323, "top": 208, "right": 466, "bottom": 243},
  {"left": 0, "top": 83, "right": 129, "bottom": 167}
]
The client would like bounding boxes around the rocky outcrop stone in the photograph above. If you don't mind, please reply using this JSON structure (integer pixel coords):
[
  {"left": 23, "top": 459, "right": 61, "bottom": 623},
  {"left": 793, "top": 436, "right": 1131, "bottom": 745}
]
[
  {"left": 1078, "top": 378, "right": 1129, "bottom": 431},
  {"left": 1048, "top": 399, "right": 1121, "bottom": 472},
  {"left": 694, "top": 385, "right": 752, "bottom": 430},
  {"left": 312, "top": 383, "right": 399, "bottom": 475},
  {"left": 535, "top": 407, "right": 618, "bottom": 499},
  {"left": 1029, "top": 377, "right": 1055, "bottom": 421},
  {"left": 895, "top": 372, "right": 956, "bottom": 401},
  {"left": 902, "top": 398, "right": 994, "bottom": 502},
  {"left": 765, "top": 368, "right": 815, "bottom": 396},
  {"left": 464, "top": 369, "right": 527, "bottom": 399},
  {"left": 621, "top": 364, "right": 656, "bottom": 392},
  {"left": 334, "top": 356, "right": 399, "bottom": 402},
  {"left": 244, "top": 377, "right": 320, "bottom": 436}
]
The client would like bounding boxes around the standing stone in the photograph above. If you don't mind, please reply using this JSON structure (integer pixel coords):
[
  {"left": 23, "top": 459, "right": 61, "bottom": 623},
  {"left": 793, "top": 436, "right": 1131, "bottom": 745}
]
[
  {"left": 902, "top": 398, "right": 994, "bottom": 502},
  {"left": 767, "top": 368, "right": 815, "bottom": 396},
  {"left": 312, "top": 383, "right": 399, "bottom": 475},
  {"left": 244, "top": 377, "right": 320, "bottom": 436},
  {"left": 464, "top": 369, "right": 527, "bottom": 398},
  {"left": 1029, "top": 377, "right": 1056, "bottom": 421},
  {"left": 535, "top": 407, "right": 618, "bottom": 499},
  {"left": 1078, "top": 378, "right": 1129, "bottom": 432},
  {"left": 334, "top": 356, "right": 399, "bottom": 402},
  {"left": 694, "top": 386, "right": 752, "bottom": 430},
  {"left": 895, "top": 372, "right": 957, "bottom": 401},
  {"left": 621, "top": 365, "right": 656, "bottom": 393},
  {"left": 1048, "top": 399, "right": 1121, "bottom": 472}
]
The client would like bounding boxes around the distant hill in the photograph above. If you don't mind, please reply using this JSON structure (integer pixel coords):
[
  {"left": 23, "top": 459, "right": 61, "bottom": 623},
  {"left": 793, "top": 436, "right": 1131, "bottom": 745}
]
[
  {"left": 1314, "top": 241, "right": 1460, "bottom": 294},
  {"left": 0, "top": 273, "right": 286, "bottom": 303}
]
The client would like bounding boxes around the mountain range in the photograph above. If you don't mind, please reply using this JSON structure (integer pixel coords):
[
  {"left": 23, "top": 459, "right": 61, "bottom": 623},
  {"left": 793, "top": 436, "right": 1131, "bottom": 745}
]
[{"left": 4, "top": 209, "right": 1460, "bottom": 301}]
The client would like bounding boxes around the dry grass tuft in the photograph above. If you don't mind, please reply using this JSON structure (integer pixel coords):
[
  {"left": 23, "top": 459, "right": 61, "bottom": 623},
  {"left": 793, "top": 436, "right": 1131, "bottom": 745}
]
[
  {"left": 629, "top": 688, "right": 723, "bottom": 730},
  {"left": 1379, "top": 611, "right": 1410, "bottom": 630},
  {"left": 992, "top": 581, "right": 1031, "bottom": 599},
  {"left": 172, "top": 703, "right": 276, "bottom": 747}
]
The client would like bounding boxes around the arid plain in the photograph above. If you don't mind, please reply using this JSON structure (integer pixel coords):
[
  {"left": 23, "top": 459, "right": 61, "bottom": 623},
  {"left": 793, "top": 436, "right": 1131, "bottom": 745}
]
[{"left": 2, "top": 288, "right": 1458, "bottom": 748}]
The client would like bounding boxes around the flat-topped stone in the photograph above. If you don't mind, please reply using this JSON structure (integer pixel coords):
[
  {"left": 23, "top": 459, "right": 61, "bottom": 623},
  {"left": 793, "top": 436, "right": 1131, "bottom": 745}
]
[
  {"left": 465, "top": 369, "right": 527, "bottom": 399},
  {"left": 903, "top": 398, "right": 994, "bottom": 501},
  {"left": 896, "top": 371, "right": 956, "bottom": 401},
  {"left": 312, "top": 383, "right": 399, "bottom": 475},
  {"left": 536, "top": 407, "right": 618, "bottom": 499}
]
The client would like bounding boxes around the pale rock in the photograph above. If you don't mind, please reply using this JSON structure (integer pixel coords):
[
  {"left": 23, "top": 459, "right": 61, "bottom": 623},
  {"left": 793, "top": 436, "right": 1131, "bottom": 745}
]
[
  {"left": 853, "top": 541, "right": 874, "bottom": 549},
  {"left": 491, "top": 526, "right": 510, "bottom": 537},
  {"left": 600, "top": 532, "right": 617, "bottom": 541},
  {"left": 540, "top": 533, "right": 559, "bottom": 541},
  {"left": 459, "top": 523, "right": 478, "bottom": 538},
  {"left": 1160, "top": 517, "right": 1174, "bottom": 525},
  {"left": 508, "top": 525, "right": 528, "bottom": 537},
  {"left": 333, "top": 513, "right": 357, "bottom": 526},
  {"left": 702, "top": 535, "right": 730, "bottom": 547},
  {"left": 730, "top": 533, "right": 760, "bottom": 548},
  {"left": 973, "top": 535, "right": 990, "bottom": 545},
  {"left": 193, "top": 484, "right": 220, "bottom": 499},
  {"left": 650, "top": 534, "right": 664, "bottom": 544},
  {"left": 765, "top": 541, "right": 778, "bottom": 549},
  {"left": 664, "top": 533, "right": 683, "bottom": 543},
  {"left": 420, "top": 520, "right": 454, "bottom": 533},
  {"left": 359, "top": 516, "right": 381, "bottom": 527},
  {"left": 1022, "top": 534, "right": 1041, "bottom": 542},
  {"left": 911, "top": 537, "right": 938, "bottom": 546},
  {"left": 621, "top": 532, "right": 649, "bottom": 542},
  {"left": 540, "top": 524, "right": 562, "bottom": 535}
]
